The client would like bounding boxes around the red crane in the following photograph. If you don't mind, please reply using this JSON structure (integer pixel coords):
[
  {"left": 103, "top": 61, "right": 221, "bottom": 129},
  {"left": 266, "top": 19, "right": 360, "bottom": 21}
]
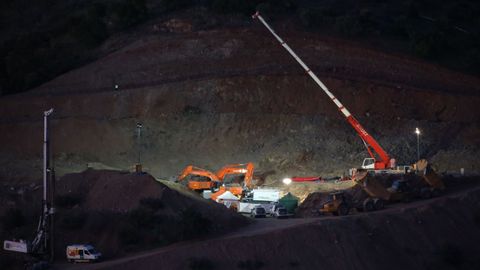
[{"left": 253, "top": 12, "right": 394, "bottom": 170}]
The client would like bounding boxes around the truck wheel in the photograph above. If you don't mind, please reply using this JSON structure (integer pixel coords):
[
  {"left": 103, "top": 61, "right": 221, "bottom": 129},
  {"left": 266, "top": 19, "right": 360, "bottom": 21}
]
[
  {"left": 337, "top": 203, "right": 350, "bottom": 216},
  {"left": 373, "top": 198, "right": 384, "bottom": 210},
  {"left": 363, "top": 199, "right": 375, "bottom": 212}
]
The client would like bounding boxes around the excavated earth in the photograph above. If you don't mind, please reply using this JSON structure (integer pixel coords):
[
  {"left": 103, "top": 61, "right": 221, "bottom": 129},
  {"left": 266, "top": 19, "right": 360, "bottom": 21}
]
[
  {"left": 0, "top": 169, "right": 248, "bottom": 268},
  {"left": 0, "top": 21, "right": 479, "bottom": 196},
  {"left": 61, "top": 179, "right": 480, "bottom": 270},
  {"left": 1, "top": 15, "right": 480, "bottom": 270}
]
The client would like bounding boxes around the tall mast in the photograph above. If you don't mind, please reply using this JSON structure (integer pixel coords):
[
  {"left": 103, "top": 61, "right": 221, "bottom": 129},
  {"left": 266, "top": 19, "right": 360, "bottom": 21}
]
[{"left": 252, "top": 12, "right": 391, "bottom": 169}]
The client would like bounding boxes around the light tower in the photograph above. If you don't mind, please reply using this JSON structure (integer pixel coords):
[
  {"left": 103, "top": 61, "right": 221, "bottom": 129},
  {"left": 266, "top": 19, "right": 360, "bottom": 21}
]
[{"left": 415, "top": 127, "right": 421, "bottom": 161}]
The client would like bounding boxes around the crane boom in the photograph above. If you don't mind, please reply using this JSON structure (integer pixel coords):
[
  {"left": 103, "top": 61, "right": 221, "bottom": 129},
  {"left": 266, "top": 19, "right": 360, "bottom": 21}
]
[{"left": 252, "top": 12, "right": 392, "bottom": 169}]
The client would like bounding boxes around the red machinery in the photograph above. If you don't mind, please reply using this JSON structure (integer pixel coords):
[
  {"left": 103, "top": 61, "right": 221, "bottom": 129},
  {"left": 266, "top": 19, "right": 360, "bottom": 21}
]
[
  {"left": 253, "top": 12, "right": 394, "bottom": 171},
  {"left": 292, "top": 176, "right": 322, "bottom": 182}
]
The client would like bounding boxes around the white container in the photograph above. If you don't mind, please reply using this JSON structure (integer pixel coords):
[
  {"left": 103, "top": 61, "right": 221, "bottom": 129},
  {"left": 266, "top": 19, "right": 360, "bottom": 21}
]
[{"left": 252, "top": 189, "right": 280, "bottom": 202}]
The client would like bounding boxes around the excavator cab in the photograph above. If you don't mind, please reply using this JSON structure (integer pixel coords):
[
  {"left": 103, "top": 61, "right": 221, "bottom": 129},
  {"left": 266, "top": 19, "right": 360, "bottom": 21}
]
[{"left": 177, "top": 166, "right": 220, "bottom": 191}]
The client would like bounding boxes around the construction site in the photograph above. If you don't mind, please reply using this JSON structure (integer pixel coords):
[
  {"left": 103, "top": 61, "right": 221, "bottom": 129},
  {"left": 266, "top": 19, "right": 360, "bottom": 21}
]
[{"left": 1, "top": 1, "right": 480, "bottom": 270}]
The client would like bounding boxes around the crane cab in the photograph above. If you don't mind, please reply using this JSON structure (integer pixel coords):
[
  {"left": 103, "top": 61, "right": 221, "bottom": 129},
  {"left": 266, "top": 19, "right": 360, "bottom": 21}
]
[{"left": 361, "top": 158, "right": 375, "bottom": 169}]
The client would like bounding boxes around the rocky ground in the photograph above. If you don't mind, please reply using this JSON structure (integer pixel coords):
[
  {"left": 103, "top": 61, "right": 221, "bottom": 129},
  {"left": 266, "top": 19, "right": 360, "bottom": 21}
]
[
  {"left": 1, "top": 13, "right": 480, "bottom": 270},
  {"left": 0, "top": 169, "right": 248, "bottom": 269},
  {"left": 0, "top": 21, "right": 479, "bottom": 189},
  {"left": 60, "top": 178, "right": 480, "bottom": 270}
]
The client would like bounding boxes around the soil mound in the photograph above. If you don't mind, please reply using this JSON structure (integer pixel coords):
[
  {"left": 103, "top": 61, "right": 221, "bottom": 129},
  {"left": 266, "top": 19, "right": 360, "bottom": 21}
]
[
  {"left": 54, "top": 169, "right": 248, "bottom": 258},
  {"left": 97, "top": 184, "right": 480, "bottom": 270}
]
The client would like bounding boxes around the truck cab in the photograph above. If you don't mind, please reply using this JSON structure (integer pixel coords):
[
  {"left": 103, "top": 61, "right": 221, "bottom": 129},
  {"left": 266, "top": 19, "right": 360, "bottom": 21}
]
[{"left": 66, "top": 244, "right": 101, "bottom": 263}]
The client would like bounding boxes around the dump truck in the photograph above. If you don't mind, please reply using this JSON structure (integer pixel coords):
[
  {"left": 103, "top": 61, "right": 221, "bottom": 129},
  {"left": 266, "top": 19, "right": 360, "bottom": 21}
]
[{"left": 352, "top": 161, "right": 445, "bottom": 203}]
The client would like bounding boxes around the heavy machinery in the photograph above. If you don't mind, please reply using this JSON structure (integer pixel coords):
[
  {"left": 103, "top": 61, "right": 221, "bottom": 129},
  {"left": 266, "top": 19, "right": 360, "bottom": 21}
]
[
  {"left": 3, "top": 109, "right": 56, "bottom": 264},
  {"left": 352, "top": 160, "right": 445, "bottom": 203},
  {"left": 210, "top": 163, "right": 255, "bottom": 200},
  {"left": 317, "top": 160, "right": 444, "bottom": 215},
  {"left": 252, "top": 12, "right": 403, "bottom": 173},
  {"left": 178, "top": 163, "right": 255, "bottom": 200},
  {"left": 253, "top": 12, "right": 446, "bottom": 214},
  {"left": 217, "top": 163, "right": 255, "bottom": 189},
  {"left": 318, "top": 191, "right": 351, "bottom": 216},
  {"left": 177, "top": 166, "right": 221, "bottom": 191}
]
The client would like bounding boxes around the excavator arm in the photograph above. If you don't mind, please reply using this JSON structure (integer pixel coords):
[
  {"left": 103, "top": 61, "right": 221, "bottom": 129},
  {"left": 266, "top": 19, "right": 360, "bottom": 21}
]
[
  {"left": 216, "top": 163, "right": 255, "bottom": 189},
  {"left": 253, "top": 12, "right": 392, "bottom": 170}
]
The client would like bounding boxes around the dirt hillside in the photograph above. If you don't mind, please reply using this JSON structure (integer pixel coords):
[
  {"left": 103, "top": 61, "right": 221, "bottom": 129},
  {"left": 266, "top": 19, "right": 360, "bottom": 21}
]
[
  {"left": 64, "top": 182, "right": 480, "bottom": 270},
  {"left": 0, "top": 169, "right": 248, "bottom": 267},
  {"left": 0, "top": 20, "right": 479, "bottom": 188}
]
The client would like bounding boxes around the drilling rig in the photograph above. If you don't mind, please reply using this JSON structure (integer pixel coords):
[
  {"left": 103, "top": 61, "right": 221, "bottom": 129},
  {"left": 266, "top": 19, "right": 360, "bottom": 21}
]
[{"left": 3, "top": 108, "right": 56, "bottom": 263}]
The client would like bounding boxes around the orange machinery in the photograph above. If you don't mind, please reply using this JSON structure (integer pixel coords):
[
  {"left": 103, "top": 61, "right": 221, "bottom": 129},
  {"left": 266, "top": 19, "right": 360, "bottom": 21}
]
[
  {"left": 178, "top": 163, "right": 255, "bottom": 200},
  {"left": 177, "top": 165, "right": 220, "bottom": 191},
  {"left": 211, "top": 163, "right": 255, "bottom": 200}
]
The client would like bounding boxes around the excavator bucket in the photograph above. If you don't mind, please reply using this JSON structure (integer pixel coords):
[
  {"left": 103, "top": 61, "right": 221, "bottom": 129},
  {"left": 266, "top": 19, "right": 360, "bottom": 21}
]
[
  {"left": 414, "top": 159, "right": 445, "bottom": 190},
  {"left": 352, "top": 170, "right": 391, "bottom": 201}
]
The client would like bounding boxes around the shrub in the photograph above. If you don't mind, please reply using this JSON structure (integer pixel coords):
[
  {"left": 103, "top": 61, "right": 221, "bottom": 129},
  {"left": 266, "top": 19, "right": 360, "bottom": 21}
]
[
  {"left": 160, "top": 0, "right": 195, "bottom": 12},
  {"left": 128, "top": 207, "right": 156, "bottom": 228},
  {"left": 109, "top": 0, "right": 148, "bottom": 30},
  {"left": 55, "top": 193, "right": 84, "bottom": 209},
  {"left": 209, "top": 0, "right": 257, "bottom": 15},
  {"left": 178, "top": 207, "right": 211, "bottom": 239},
  {"left": 60, "top": 210, "right": 87, "bottom": 230},
  {"left": 118, "top": 224, "right": 141, "bottom": 246},
  {"left": 437, "top": 243, "right": 465, "bottom": 267},
  {"left": 188, "top": 257, "right": 216, "bottom": 270},
  {"left": 1, "top": 208, "right": 25, "bottom": 231},
  {"left": 237, "top": 259, "right": 265, "bottom": 270},
  {"left": 140, "top": 197, "right": 164, "bottom": 210},
  {"left": 86, "top": 211, "right": 116, "bottom": 234},
  {"left": 0, "top": 254, "right": 15, "bottom": 269},
  {"left": 474, "top": 210, "right": 480, "bottom": 227},
  {"left": 183, "top": 105, "right": 202, "bottom": 115}
]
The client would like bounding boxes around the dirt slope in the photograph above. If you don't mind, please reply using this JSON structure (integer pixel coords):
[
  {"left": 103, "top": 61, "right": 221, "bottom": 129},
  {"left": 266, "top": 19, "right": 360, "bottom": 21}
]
[
  {"left": 61, "top": 182, "right": 480, "bottom": 270},
  {"left": 36, "top": 170, "right": 248, "bottom": 259},
  {"left": 1, "top": 23, "right": 479, "bottom": 186}
]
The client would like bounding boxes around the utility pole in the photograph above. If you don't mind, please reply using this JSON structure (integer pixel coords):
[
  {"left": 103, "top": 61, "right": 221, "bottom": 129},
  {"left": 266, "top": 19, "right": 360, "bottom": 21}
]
[{"left": 136, "top": 122, "right": 143, "bottom": 173}]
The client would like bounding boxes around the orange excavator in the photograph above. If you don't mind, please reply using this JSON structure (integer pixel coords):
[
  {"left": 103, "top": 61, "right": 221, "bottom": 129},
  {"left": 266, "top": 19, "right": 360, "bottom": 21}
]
[
  {"left": 216, "top": 163, "right": 255, "bottom": 189},
  {"left": 178, "top": 162, "right": 255, "bottom": 195},
  {"left": 211, "top": 163, "right": 255, "bottom": 200},
  {"left": 178, "top": 163, "right": 256, "bottom": 200},
  {"left": 177, "top": 166, "right": 220, "bottom": 191}
]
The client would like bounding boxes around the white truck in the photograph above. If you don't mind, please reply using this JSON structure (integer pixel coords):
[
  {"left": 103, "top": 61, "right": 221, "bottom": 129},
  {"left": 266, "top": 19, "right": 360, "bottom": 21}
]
[
  {"left": 239, "top": 188, "right": 281, "bottom": 214},
  {"left": 66, "top": 244, "right": 102, "bottom": 263}
]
